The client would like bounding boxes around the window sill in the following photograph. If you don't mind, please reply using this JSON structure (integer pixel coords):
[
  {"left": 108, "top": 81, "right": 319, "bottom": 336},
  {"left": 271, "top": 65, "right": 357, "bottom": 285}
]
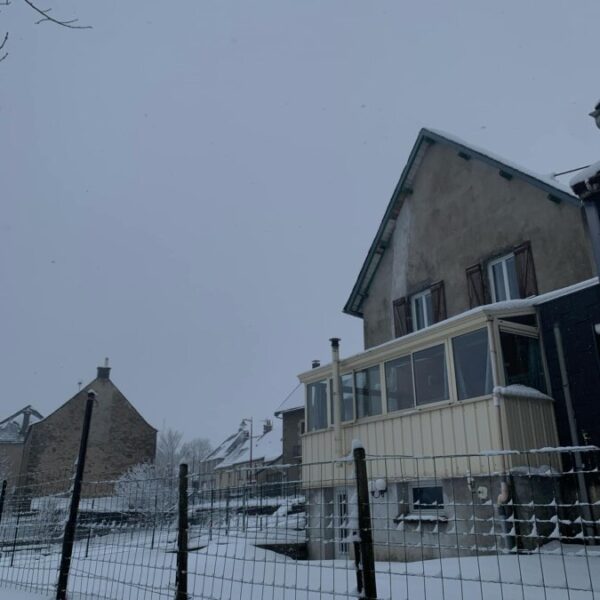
[{"left": 394, "top": 513, "right": 448, "bottom": 524}]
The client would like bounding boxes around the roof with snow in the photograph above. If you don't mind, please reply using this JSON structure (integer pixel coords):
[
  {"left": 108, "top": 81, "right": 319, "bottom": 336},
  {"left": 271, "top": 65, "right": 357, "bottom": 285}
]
[
  {"left": 0, "top": 406, "right": 43, "bottom": 443},
  {"left": 274, "top": 384, "right": 304, "bottom": 416},
  {"left": 344, "top": 128, "right": 580, "bottom": 318},
  {"left": 204, "top": 428, "right": 248, "bottom": 463},
  {"left": 215, "top": 419, "right": 282, "bottom": 470}
]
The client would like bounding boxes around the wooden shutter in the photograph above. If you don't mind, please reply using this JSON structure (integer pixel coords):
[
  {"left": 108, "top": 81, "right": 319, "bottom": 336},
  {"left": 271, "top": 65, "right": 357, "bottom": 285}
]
[
  {"left": 430, "top": 280, "right": 447, "bottom": 324},
  {"left": 466, "top": 264, "right": 485, "bottom": 308},
  {"left": 393, "top": 297, "right": 412, "bottom": 337},
  {"left": 514, "top": 241, "right": 538, "bottom": 297}
]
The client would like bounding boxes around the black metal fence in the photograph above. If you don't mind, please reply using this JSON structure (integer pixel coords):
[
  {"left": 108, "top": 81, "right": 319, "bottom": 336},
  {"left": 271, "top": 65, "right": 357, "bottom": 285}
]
[{"left": 0, "top": 446, "right": 599, "bottom": 599}]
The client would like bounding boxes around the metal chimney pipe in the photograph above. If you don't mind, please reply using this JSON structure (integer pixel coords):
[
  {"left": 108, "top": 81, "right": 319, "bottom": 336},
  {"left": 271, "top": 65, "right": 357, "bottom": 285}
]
[{"left": 330, "top": 338, "right": 343, "bottom": 459}]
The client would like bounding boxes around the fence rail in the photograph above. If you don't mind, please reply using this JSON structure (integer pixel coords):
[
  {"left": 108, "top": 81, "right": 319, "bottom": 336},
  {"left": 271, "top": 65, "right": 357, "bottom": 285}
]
[{"left": 0, "top": 446, "right": 599, "bottom": 599}]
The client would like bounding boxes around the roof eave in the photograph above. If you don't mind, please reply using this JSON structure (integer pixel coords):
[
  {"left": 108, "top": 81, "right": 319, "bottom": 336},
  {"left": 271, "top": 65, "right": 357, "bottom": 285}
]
[{"left": 343, "top": 128, "right": 580, "bottom": 317}]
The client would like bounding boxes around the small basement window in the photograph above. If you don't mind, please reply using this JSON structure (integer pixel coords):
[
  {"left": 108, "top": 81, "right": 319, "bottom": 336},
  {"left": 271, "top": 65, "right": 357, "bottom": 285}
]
[{"left": 411, "top": 484, "right": 444, "bottom": 512}]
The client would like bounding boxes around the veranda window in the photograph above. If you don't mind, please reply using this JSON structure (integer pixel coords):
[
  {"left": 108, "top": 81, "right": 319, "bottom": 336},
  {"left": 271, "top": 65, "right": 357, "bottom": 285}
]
[
  {"left": 452, "top": 328, "right": 493, "bottom": 400},
  {"left": 355, "top": 366, "right": 382, "bottom": 418},
  {"left": 306, "top": 380, "right": 328, "bottom": 431},
  {"left": 385, "top": 355, "right": 414, "bottom": 411},
  {"left": 500, "top": 331, "right": 547, "bottom": 393},
  {"left": 413, "top": 344, "right": 449, "bottom": 405}
]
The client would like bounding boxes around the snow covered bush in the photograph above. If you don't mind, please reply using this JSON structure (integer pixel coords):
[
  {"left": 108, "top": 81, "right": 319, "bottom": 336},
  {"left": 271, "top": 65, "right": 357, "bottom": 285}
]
[{"left": 115, "top": 463, "right": 177, "bottom": 514}]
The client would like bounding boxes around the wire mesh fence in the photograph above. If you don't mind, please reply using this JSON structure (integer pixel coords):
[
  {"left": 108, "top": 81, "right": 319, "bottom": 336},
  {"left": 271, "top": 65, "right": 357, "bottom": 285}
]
[{"left": 0, "top": 446, "right": 599, "bottom": 599}]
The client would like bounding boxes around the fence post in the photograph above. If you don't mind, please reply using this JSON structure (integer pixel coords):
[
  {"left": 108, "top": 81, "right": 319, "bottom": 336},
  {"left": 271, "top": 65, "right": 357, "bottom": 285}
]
[
  {"left": 56, "top": 389, "right": 96, "bottom": 600},
  {"left": 0, "top": 480, "right": 6, "bottom": 525},
  {"left": 353, "top": 442, "right": 377, "bottom": 600},
  {"left": 176, "top": 463, "right": 189, "bottom": 600}
]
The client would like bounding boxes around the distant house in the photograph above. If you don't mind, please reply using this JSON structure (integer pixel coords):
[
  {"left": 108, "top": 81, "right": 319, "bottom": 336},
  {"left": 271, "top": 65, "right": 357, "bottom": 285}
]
[
  {"left": 212, "top": 419, "right": 283, "bottom": 491},
  {"left": 196, "top": 427, "right": 248, "bottom": 490},
  {"left": 274, "top": 384, "right": 305, "bottom": 484},
  {"left": 0, "top": 362, "right": 157, "bottom": 496},
  {"left": 0, "top": 406, "right": 43, "bottom": 489},
  {"left": 298, "top": 128, "right": 595, "bottom": 560}
]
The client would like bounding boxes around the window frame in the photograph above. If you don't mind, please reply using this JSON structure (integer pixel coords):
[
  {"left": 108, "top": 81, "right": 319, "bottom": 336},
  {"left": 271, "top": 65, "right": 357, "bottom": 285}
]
[
  {"left": 410, "top": 288, "right": 433, "bottom": 331},
  {"left": 497, "top": 322, "right": 548, "bottom": 393},
  {"left": 409, "top": 481, "right": 445, "bottom": 514},
  {"left": 488, "top": 253, "right": 520, "bottom": 302}
]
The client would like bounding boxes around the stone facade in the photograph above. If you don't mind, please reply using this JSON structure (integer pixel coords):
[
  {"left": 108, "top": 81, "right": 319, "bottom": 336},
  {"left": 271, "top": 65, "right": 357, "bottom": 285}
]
[
  {"left": 15, "top": 367, "right": 156, "bottom": 495},
  {"left": 352, "top": 131, "right": 594, "bottom": 349}
]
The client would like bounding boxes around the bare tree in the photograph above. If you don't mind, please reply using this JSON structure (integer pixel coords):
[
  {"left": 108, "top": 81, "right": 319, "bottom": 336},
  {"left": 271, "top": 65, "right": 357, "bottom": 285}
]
[
  {"left": 181, "top": 438, "right": 212, "bottom": 472},
  {"left": 155, "top": 428, "right": 184, "bottom": 477},
  {"left": 1, "top": 0, "right": 91, "bottom": 61}
]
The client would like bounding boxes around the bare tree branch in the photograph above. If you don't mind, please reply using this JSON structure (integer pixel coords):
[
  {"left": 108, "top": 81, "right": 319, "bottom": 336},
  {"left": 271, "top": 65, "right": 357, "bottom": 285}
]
[
  {"left": 0, "top": 32, "right": 7, "bottom": 62},
  {"left": 21, "top": 0, "right": 91, "bottom": 29}
]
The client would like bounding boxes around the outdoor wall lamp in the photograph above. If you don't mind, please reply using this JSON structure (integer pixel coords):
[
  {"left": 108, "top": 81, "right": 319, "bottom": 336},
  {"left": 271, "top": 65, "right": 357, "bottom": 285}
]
[{"left": 369, "top": 478, "right": 387, "bottom": 498}]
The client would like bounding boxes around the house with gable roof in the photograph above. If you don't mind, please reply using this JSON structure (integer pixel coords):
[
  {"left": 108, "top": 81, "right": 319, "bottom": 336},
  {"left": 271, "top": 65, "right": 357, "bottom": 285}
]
[{"left": 298, "top": 128, "right": 595, "bottom": 561}]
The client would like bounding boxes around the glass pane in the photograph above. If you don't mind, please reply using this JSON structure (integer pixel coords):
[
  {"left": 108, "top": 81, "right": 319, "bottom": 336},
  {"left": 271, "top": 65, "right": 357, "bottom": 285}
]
[
  {"left": 412, "top": 486, "right": 444, "bottom": 510},
  {"left": 413, "top": 344, "right": 449, "bottom": 405},
  {"left": 355, "top": 366, "right": 382, "bottom": 418},
  {"left": 385, "top": 355, "right": 414, "bottom": 411},
  {"left": 341, "top": 373, "right": 354, "bottom": 422},
  {"left": 500, "top": 332, "right": 547, "bottom": 393},
  {"left": 492, "top": 262, "right": 507, "bottom": 301},
  {"left": 307, "top": 381, "right": 328, "bottom": 431},
  {"left": 506, "top": 255, "right": 521, "bottom": 299},
  {"left": 452, "top": 328, "right": 493, "bottom": 400}
]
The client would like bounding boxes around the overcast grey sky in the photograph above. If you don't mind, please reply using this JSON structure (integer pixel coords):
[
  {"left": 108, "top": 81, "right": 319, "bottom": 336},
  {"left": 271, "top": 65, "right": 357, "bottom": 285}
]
[{"left": 2, "top": 1, "right": 599, "bottom": 445}]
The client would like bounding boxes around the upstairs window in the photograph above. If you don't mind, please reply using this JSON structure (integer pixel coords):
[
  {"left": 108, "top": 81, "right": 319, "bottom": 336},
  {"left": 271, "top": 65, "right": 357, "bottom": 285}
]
[
  {"left": 306, "top": 380, "right": 328, "bottom": 432},
  {"left": 488, "top": 253, "right": 520, "bottom": 302},
  {"left": 411, "top": 289, "right": 433, "bottom": 331},
  {"left": 487, "top": 242, "right": 538, "bottom": 303},
  {"left": 395, "top": 281, "right": 446, "bottom": 336}
]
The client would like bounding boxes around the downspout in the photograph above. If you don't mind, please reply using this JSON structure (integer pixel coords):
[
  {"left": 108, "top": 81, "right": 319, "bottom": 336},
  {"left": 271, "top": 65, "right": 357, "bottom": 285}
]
[
  {"left": 487, "top": 318, "right": 513, "bottom": 548},
  {"left": 553, "top": 323, "right": 595, "bottom": 542},
  {"left": 330, "top": 338, "right": 343, "bottom": 459}
]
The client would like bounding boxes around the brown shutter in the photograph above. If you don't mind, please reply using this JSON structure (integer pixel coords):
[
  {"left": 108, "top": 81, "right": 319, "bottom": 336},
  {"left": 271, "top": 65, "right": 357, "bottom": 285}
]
[
  {"left": 393, "top": 297, "right": 412, "bottom": 337},
  {"left": 466, "top": 264, "right": 485, "bottom": 308},
  {"left": 430, "top": 280, "right": 447, "bottom": 324},
  {"left": 514, "top": 241, "right": 538, "bottom": 297}
]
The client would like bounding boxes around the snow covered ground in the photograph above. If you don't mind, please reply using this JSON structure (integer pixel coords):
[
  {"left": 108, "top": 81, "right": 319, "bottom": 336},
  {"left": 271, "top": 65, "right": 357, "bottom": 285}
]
[{"left": 1, "top": 529, "right": 599, "bottom": 600}]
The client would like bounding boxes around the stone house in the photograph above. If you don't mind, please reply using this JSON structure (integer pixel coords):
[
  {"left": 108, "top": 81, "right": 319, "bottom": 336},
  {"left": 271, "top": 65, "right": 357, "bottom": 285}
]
[
  {"left": 0, "top": 406, "right": 43, "bottom": 490},
  {"left": 299, "top": 128, "right": 595, "bottom": 561},
  {"left": 210, "top": 419, "right": 283, "bottom": 492},
  {"left": 1, "top": 363, "right": 157, "bottom": 496},
  {"left": 274, "top": 384, "right": 305, "bottom": 485}
]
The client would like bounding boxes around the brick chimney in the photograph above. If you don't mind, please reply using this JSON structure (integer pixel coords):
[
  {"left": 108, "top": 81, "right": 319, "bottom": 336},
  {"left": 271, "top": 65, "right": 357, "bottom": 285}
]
[{"left": 97, "top": 357, "right": 111, "bottom": 380}]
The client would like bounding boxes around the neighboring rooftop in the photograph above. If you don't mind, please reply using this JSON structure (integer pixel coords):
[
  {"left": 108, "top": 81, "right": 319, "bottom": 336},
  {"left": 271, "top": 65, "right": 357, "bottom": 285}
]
[
  {"left": 215, "top": 418, "right": 282, "bottom": 470},
  {"left": 0, "top": 406, "right": 43, "bottom": 443},
  {"left": 274, "top": 383, "right": 304, "bottom": 416}
]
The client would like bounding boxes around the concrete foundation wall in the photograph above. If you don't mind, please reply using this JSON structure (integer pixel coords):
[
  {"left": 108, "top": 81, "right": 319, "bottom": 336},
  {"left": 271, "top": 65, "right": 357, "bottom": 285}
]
[{"left": 362, "top": 143, "right": 594, "bottom": 349}]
